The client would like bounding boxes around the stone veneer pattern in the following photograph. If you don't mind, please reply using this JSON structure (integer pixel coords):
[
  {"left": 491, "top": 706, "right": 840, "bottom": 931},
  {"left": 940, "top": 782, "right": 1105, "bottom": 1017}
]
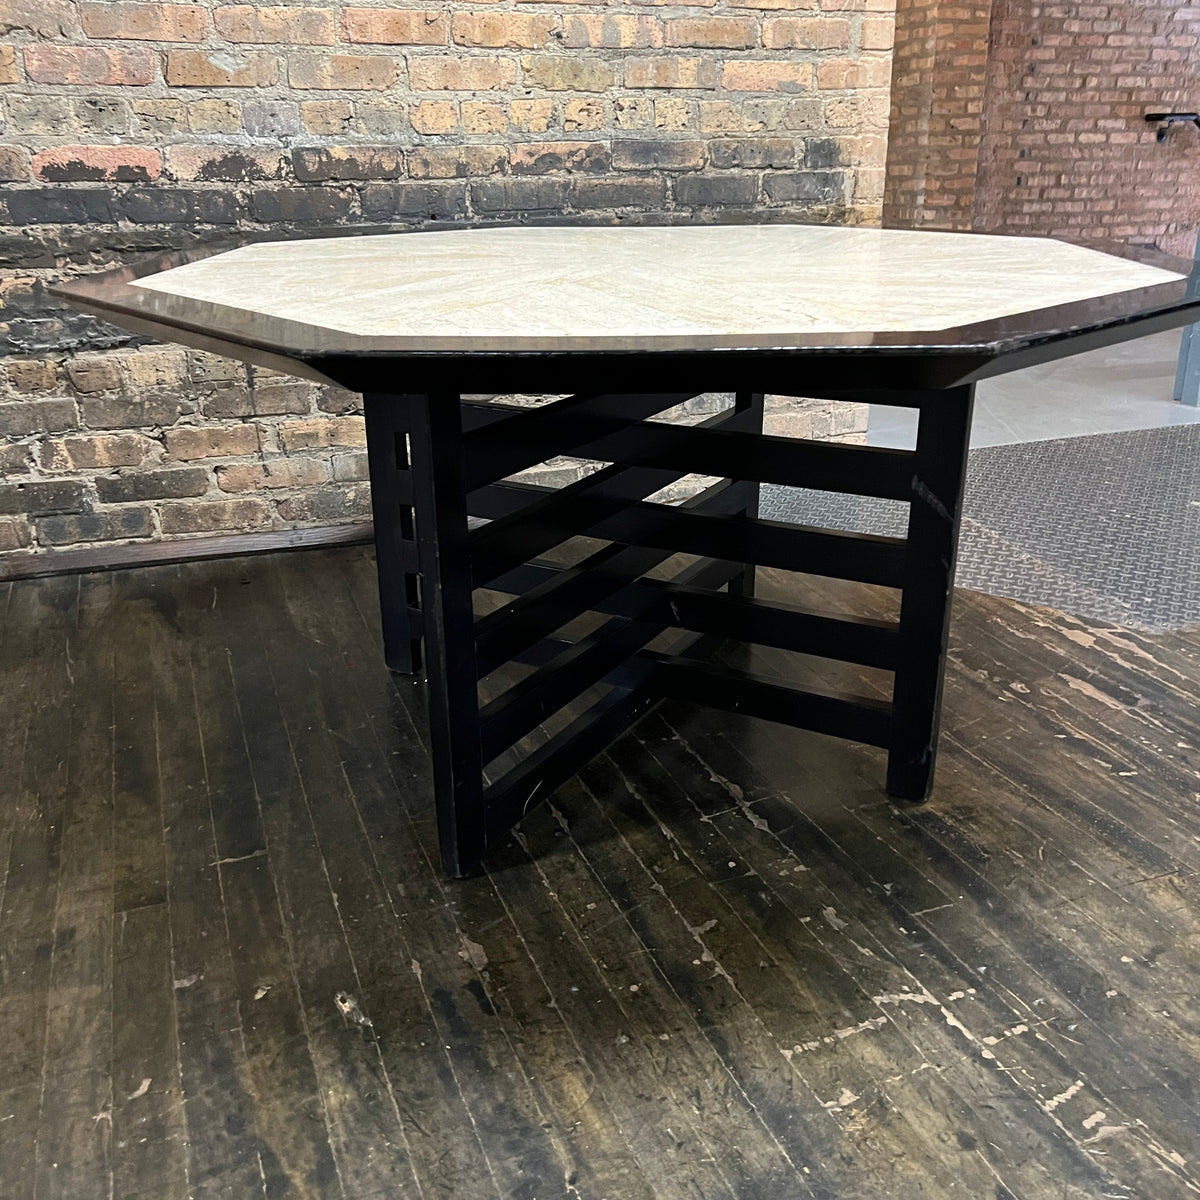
[{"left": 0, "top": 0, "right": 894, "bottom": 561}]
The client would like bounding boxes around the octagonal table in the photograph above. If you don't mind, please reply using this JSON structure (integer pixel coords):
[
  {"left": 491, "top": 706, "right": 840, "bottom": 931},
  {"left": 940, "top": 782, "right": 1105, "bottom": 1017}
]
[{"left": 55, "top": 223, "right": 1200, "bottom": 877}]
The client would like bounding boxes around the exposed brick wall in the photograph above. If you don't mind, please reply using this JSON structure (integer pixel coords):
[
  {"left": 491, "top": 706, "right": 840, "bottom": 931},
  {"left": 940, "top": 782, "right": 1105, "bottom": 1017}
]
[
  {"left": 884, "top": 0, "right": 1200, "bottom": 254},
  {"left": 0, "top": 0, "right": 892, "bottom": 563}
]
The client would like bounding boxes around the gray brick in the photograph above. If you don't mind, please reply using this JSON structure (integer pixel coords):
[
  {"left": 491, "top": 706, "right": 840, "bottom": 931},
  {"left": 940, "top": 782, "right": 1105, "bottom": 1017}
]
[
  {"left": 0, "top": 480, "right": 89, "bottom": 516},
  {"left": 36, "top": 507, "right": 155, "bottom": 546},
  {"left": 0, "top": 399, "right": 77, "bottom": 437},
  {"left": 95, "top": 468, "right": 210, "bottom": 503}
]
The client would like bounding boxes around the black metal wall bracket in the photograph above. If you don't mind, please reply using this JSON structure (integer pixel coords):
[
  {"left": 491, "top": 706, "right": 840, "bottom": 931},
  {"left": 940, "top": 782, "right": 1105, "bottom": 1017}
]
[{"left": 1145, "top": 112, "right": 1200, "bottom": 142}]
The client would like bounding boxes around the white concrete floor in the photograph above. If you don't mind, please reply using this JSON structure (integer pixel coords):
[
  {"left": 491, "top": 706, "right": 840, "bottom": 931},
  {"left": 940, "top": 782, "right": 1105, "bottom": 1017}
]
[{"left": 868, "top": 328, "right": 1200, "bottom": 448}]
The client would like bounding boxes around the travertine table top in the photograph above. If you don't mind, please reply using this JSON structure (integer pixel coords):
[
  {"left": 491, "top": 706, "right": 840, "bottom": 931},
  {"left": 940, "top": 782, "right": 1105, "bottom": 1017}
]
[{"left": 133, "top": 224, "right": 1183, "bottom": 342}]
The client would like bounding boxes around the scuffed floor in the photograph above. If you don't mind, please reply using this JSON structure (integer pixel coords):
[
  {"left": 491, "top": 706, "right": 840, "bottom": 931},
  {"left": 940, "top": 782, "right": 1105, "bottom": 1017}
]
[{"left": 1, "top": 544, "right": 1198, "bottom": 1199}]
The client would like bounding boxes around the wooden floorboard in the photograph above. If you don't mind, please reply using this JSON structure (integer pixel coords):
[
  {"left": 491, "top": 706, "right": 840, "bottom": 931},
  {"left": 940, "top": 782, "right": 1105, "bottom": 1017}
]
[{"left": 1, "top": 543, "right": 1198, "bottom": 1199}]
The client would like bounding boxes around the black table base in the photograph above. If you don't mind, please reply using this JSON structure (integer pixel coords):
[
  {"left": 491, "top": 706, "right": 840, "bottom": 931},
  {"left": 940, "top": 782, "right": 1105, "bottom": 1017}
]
[{"left": 364, "top": 385, "right": 974, "bottom": 878}]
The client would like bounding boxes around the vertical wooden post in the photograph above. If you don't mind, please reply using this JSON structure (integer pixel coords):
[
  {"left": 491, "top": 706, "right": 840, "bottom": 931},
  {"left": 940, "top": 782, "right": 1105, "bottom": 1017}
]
[
  {"left": 404, "top": 392, "right": 487, "bottom": 877},
  {"left": 363, "top": 393, "right": 422, "bottom": 674},
  {"left": 886, "top": 384, "right": 975, "bottom": 802}
]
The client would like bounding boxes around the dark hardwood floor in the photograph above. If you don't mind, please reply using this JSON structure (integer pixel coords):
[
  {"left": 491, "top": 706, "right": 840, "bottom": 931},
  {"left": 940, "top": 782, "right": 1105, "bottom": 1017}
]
[{"left": 1, "top": 544, "right": 1198, "bottom": 1199}]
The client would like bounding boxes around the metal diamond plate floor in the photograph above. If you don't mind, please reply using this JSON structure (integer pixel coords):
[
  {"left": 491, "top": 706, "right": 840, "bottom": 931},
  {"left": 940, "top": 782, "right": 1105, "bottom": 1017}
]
[{"left": 760, "top": 423, "right": 1200, "bottom": 632}]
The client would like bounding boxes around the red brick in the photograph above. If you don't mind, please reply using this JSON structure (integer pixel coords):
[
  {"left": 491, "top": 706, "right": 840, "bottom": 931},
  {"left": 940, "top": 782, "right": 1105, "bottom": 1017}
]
[
  {"left": 214, "top": 5, "right": 335, "bottom": 44},
  {"left": 409, "top": 56, "right": 517, "bottom": 90},
  {"left": 165, "top": 48, "right": 277, "bottom": 86},
  {"left": 80, "top": 2, "right": 207, "bottom": 41},
  {"left": 25, "top": 45, "right": 155, "bottom": 85},
  {"left": 341, "top": 7, "right": 447, "bottom": 44},
  {"left": 289, "top": 53, "right": 399, "bottom": 89},
  {"left": 33, "top": 145, "right": 162, "bottom": 183}
]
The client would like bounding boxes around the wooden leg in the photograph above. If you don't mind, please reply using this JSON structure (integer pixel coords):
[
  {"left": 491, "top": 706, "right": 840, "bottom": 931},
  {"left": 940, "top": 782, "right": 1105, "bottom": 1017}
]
[
  {"left": 364, "top": 393, "right": 422, "bottom": 675},
  {"left": 403, "top": 392, "right": 487, "bottom": 878},
  {"left": 886, "top": 385, "right": 975, "bottom": 802}
]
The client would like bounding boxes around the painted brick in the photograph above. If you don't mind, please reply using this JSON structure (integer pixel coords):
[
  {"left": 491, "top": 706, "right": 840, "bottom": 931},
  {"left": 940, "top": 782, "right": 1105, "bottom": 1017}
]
[
  {"left": 214, "top": 6, "right": 335, "bottom": 44},
  {"left": 341, "top": 7, "right": 447, "bottom": 44},
  {"left": 32, "top": 146, "right": 162, "bottom": 183},
  {"left": 80, "top": 3, "right": 207, "bottom": 42},
  {"left": 25, "top": 45, "right": 156, "bottom": 85},
  {"left": 166, "top": 49, "right": 277, "bottom": 86},
  {"left": 409, "top": 56, "right": 516, "bottom": 90}
]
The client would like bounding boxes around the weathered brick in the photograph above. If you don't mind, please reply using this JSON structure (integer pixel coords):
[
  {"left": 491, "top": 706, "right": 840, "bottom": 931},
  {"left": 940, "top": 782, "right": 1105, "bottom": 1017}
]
[
  {"left": 5, "top": 359, "right": 57, "bottom": 393},
  {"left": 0, "top": 480, "right": 89, "bottom": 516},
  {"left": 410, "top": 100, "right": 459, "bottom": 134},
  {"left": 563, "top": 15, "right": 662, "bottom": 49},
  {"left": 709, "top": 137, "right": 795, "bottom": 168},
  {"left": 187, "top": 98, "right": 242, "bottom": 133},
  {"left": 341, "top": 7, "right": 447, "bottom": 44},
  {"left": 301, "top": 100, "right": 353, "bottom": 135},
  {"left": 354, "top": 96, "right": 410, "bottom": 136},
  {"left": 160, "top": 498, "right": 272, "bottom": 534},
  {"left": 277, "top": 416, "right": 365, "bottom": 452},
  {"left": 37, "top": 508, "right": 156, "bottom": 546},
  {"left": 665, "top": 17, "right": 758, "bottom": 47},
  {"left": 510, "top": 141, "right": 610, "bottom": 174},
  {"left": 360, "top": 181, "right": 468, "bottom": 220},
  {"left": 454, "top": 12, "right": 558, "bottom": 48},
  {"left": 613, "top": 139, "right": 705, "bottom": 170},
  {"left": 817, "top": 56, "right": 890, "bottom": 89},
  {"left": 654, "top": 97, "right": 694, "bottom": 129},
  {"left": 72, "top": 96, "right": 133, "bottom": 136},
  {"left": 675, "top": 173, "right": 758, "bottom": 205},
  {"left": 522, "top": 55, "right": 614, "bottom": 91},
  {"left": 25, "top": 45, "right": 155, "bottom": 85},
  {"left": 66, "top": 355, "right": 122, "bottom": 394},
  {"left": 762, "top": 17, "right": 852, "bottom": 49},
  {"left": 121, "top": 348, "right": 188, "bottom": 390},
  {"left": 132, "top": 99, "right": 186, "bottom": 136},
  {"left": 763, "top": 170, "right": 844, "bottom": 202},
  {"left": 293, "top": 146, "right": 404, "bottom": 181},
  {"left": 32, "top": 146, "right": 162, "bottom": 184},
  {"left": 331, "top": 451, "right": 368, "bottom": 482},
  {"left": 251, "top": 187, "right": 354, "bottom": 222},
  {"left": 80, "top": 2, "right": 207, "bottom": 42},
  {"left": 202, "top": 383, "right": 310, "bottom": 418},
  {"left": 217, "top": 457, "right": 330, "bottom": 492},
  {"left": 570, "top": 176, "right": 668, "bottom": 208},
  {"left": 613, "top": 96, "right": 654, "bottom": 128},
  {"left": 0, "top": 43, "right": 18, "bottom": 83},
  {"left": 166, "top": 49, "right": 277, "bottom": 86},
  {"left": 166, "top": 146, "right": 284, "bottom": 182},
  {"left": 861, "top": 16, "right": 893, "bottom": 51},
  {"left": 623, "top": 57, "right": 718, "bottom": 89},
  {"left": 243, "top": 100, "right": 300, "bottom": 137},
  {"left": 0, "top": 146, "right": 28, "bottom": 181},
  {"left": 804, "top": 136, "right": 846, "bottom": 168},
  {"left": 317, "top": 387, "right": 360, "bottom": 415},
  {"left": 0, "top": 398, "right": 77, "bottom": 437},
  {"left": 6, "top": 187, "right": 118, "bottom": 225},
  {"left": 462, "top": 100, "right": 507, "bottom": 133},
  {"left": 408, "top": 145, "right": 507, "bottom": 178},
  {"left": 564, "top": 98, "right": 606, "bottom": 132},
  {"left": 471, "top": 177, "right": 570, "bottom": 212},
  {"left": 163, "top": 424, "right": 262, "bottom": 461},
  {"left": 81, "top": 394, "right": 195, "bottom": 429},
  {"left": 0, "top": 517, "right": 32, "bottom": 550},
  {"left": 509, "top": 98, "right": 555, "bottom": 132},
  {"left": 722, "top": 61, "right": 815, "bottom": 91},
  {"left": 40, "top": 433, "right": 151, "bottom": 471},
  {"left": 214, "top": 5, "right": 335, "bottom": 44},
  {"left": 289, "top": 53, "right": 398, "bottom": 89},
  {"left": 96, "top": 467, "right": 209, "bottom": 503},
  {"left": 276, "top": 484, "right": 371, "bottom": 523},
  {"left": 6, "top": 95, "right": 72, "bottom": 135},
  {"left": 0, "top": 0, "right": 75, "bottom": 37},
  {"left": 410, "top": 56, "right": 517, "bottom": 90}
]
